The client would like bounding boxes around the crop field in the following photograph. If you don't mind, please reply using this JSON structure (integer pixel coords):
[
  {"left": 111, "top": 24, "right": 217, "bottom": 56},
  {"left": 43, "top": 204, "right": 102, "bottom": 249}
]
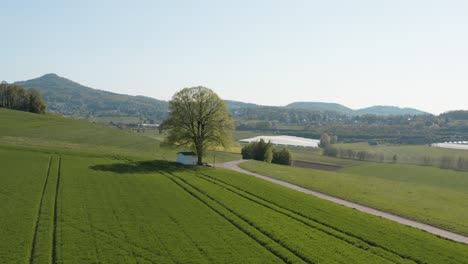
[
  {"left": 0, "top": 148, "right": 52, "bottom": 263},
  {"left": 240, "top": 160, "right": 468, "bottom": 236},
  {"left": 2, "top": 148, "right": 468, "bottom": 263},
  {"left": 2, "top": 109, "right": 468, "bottom": 263}
]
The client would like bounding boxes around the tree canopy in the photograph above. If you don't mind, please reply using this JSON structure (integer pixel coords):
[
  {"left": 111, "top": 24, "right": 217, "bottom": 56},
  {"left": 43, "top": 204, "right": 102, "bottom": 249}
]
[
  {"left": 161, "top": 86, "right": 233, "bottom": 165},
  {"left": 0, "top": 83, "right": 46, "bottom": 114}
]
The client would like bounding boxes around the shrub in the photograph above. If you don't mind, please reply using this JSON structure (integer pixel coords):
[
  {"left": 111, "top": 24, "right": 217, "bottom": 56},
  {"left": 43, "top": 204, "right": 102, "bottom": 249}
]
[
  {"left": 319, "top": 133, "right": 331, "bottom": 148},
  {"left": 241, "top": 144, "right": 253, "bottom": 159},
  {"left": 440, "top": 156, "right": 455, "bottom": 169},
  {"left": 357, "top": 151, "right": 368, "bottom": 161},
  {"left": 242, "top": 139, "right": 273, "bottom": 162},
  {"left": 455, "top": 157, "right": 468, "bottom": 171},
  {"left": 323, "top": 145, "right": 338, "bottom": 157},
  {"left": 422, "top": 156, "right": 434, "bottom": 166},
  {"left": 272, "top": 148, "right": 292, "bottom": 165}
]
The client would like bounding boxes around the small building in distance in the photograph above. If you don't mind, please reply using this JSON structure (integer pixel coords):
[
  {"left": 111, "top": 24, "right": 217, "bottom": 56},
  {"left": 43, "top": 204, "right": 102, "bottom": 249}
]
[{"left": 176, "top": 152, "right": 197, "bottom": 165}]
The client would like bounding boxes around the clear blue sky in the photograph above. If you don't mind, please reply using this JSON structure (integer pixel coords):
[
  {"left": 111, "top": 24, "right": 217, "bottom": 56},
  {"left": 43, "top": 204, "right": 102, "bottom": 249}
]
[{"left": 1, "top": 0, "right": 468, "bottom": 114}]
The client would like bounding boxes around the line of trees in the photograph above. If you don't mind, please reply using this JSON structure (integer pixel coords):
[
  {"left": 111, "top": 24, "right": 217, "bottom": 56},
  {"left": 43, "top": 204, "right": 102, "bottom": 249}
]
[
  {"left": 324, "top": 147, "right": 389, "bottom": 163},
  {"left": 424, "top": 156, "right": 468, "bottom": 171},
  {"left": 322, "top": 146, "right": 468, "bottom": 171},
  {"left": 0, "top": 83, "right": 47, "bottom": 114},
  {"left": 241, "top": 139, "right": 292, "bottom": 165}
]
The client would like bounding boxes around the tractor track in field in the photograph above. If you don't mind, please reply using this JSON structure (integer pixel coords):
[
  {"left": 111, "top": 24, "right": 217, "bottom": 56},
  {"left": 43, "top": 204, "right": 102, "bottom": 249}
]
[
  {"left": 29, "top": 156, "right": 53, "bottom": 264},
  {"left": 166, "top": 173, "right": 313, "bottom": 264},
  {"left": 218, "top": 160, "right": 468, "bottom": 245},
  {"left": 52, "top": 156, "right": 62, "bottom": 264},
  {"left": 195, "top": 172, "right": 417, "bottom": 264}
]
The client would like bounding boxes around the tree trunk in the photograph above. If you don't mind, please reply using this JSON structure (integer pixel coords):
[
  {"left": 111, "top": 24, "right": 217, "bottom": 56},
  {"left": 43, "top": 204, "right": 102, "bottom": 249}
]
[{"left": 196, "top": 143, "right": 203, "bottom": 165}]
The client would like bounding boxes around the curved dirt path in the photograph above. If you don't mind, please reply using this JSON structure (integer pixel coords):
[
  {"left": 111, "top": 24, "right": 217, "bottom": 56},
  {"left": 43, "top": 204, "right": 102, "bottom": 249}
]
[{"left": 216, "top": 160, "right": 468, "bottom": 244}]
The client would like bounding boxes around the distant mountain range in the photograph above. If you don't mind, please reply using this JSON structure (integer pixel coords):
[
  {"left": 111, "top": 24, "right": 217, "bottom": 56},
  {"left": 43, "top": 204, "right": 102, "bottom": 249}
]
[
  {"left": 11, "top": 74, "right": 428, "bottom": 121},
  {"left": 286, "top": 102, "right": 428, "bottom": 116}
]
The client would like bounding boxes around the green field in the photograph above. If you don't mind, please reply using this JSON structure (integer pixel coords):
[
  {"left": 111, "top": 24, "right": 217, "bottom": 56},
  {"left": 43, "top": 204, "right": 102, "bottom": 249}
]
[
  {"left": 240, "top": 160, "right": 468, "bottom": 236},
  {"left": 232, "top": 130, "right": 275, "bottom": 141},
  {"left": 0, "top": 108, "right": 240, "bottom": 163},
  {"left": 335, "top": 142, "right": 468, "bottom": 165},
  {"left": 88, "top": 116, "right": 143, "bottom": 124},
  {"left": 287, "top": 146, "right": 362, "bottom": 167},
  {"left": 1, "top": 108, "right": 468, "bottom": 263}
]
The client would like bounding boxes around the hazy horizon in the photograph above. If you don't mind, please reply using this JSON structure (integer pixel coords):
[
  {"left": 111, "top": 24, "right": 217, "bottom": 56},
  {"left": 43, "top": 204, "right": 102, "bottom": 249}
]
[{"left": 2, "top": 1, "right": 468, "bottom": 114}]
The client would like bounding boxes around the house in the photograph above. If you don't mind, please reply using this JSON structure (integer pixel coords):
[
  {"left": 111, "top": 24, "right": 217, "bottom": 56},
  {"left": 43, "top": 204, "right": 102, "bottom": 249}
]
[{"left": 176, "top": 152, "right": 197, "bottom": 165}]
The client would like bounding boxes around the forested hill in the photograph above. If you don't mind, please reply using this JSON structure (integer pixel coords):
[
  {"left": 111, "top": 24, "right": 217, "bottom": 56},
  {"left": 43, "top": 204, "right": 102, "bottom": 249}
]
[
  {"left": 287, "top": 102, "right": 427, "bottom": 116},
  {"left": 286, "top": 102, "right": 354, "bottom": 114},
  {"left": 224, "top": 100, "right": 257, "bottom": 109},
  {"left": 15, "top": 74, "right": 169, "bottom": 122},
  {"left": 355, "top": 105, "right": 427, "bottom": 116}
]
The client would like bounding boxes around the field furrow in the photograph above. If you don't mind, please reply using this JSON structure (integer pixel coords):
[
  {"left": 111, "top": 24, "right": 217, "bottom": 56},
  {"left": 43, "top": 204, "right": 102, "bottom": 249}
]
[
  {"left": 169, "top": 172, "right": 395, "bottom": 264},
  {"left": 29, "top": 156, "right": 52, "bottom": 264},
  {"left": 29, "top": 156, "right": 61, "bottom": 264},
  {"left": 166, "top": 173, "right": 306, "bottom": 263}
]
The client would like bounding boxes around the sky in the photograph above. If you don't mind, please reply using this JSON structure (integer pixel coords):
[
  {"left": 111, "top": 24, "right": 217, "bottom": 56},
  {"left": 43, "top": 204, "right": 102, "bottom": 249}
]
[{"left": 1, "top": 0, "right": 468, "bottom": 114}]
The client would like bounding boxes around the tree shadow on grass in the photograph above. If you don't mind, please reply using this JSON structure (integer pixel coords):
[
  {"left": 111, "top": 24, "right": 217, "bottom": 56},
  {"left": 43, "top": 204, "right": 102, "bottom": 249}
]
[{"left": 90, "top": 160, "right": 198, "bottom": 174}]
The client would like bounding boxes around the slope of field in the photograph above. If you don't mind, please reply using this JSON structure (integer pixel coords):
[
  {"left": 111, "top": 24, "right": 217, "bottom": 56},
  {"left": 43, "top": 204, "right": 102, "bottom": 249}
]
[
  {"left": 0, "top": 108, "right": 240, "bottom": 162},
  {"left": 240, "top": 160, "right": 468, "bottom": 236}
]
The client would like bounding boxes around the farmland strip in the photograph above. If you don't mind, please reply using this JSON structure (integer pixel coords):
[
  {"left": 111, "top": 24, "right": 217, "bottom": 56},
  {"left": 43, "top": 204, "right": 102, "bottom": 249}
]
[
  {"left": 29, "top": 156, "right": 53, "bottom": 264},
  {"left": 167, "top": 173, "right": 313, "bottom": 264},
  {"left": 52, "top": 156, "right": 61, "bottom": 264},
  {"left": 197, "top": 172, "right": 418, "bottom": 264}
]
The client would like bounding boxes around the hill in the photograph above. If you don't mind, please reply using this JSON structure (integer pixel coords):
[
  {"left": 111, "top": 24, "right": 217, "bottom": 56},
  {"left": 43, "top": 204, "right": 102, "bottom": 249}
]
[
  {"left": 357, "top": 105, "right": 427, "bottom": 115},
  {"left": 0, "top": 108, "right": 239, "bottom": 162},
  {"left": 286, "top": 102, "right": 354, "bottom": 114},
  {"left": 225, "top": 100, "right": 257, "bottom": 109},
  {"left": 287, "top": 101, "right": 427, "bottom": 116},
  {"left": 15, "top": 73, "right": 168, "bottom": 122},
  {"left": 0, "top": 107, "right": 166, "bottom": 158}
]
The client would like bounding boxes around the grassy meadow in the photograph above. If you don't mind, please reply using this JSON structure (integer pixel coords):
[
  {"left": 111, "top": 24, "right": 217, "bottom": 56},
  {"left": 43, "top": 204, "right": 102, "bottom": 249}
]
[
  {"left": 287, "top": 146, "right": 362, "bottom": 167},
  {"left": 240, "top": 160, "right": 468, "bottom": 236},
  {"left": 1, "top": 108, "right": 468, "bottom": 263},
  {"left": 0, "top": 108, "right": 240, "bottom": 163}
]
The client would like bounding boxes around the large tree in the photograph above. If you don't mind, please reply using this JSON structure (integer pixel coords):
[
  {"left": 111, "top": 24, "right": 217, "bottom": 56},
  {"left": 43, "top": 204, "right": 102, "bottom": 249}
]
[{"left": 161, "top": 86, "right": 233, "bottom": 165}]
